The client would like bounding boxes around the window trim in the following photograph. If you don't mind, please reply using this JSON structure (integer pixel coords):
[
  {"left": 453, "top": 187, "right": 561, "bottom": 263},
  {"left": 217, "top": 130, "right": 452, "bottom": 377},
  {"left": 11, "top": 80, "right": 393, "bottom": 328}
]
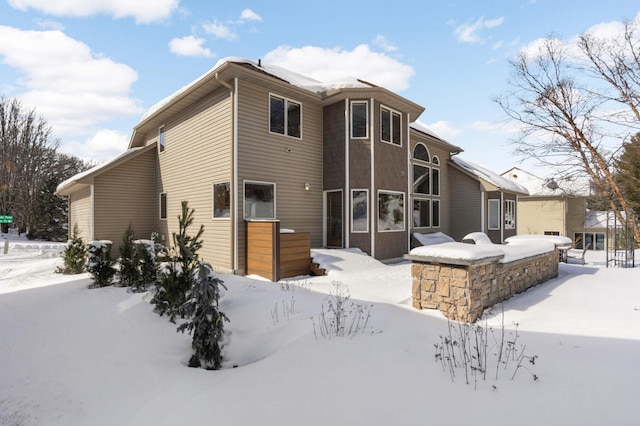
[
  {"left": 377, "top": 189, "right": 405, "bottom": 232},
  {"left": 488, "top": 199, "right": 500, "bottom": 230},
  {"left": 159, "top": 125, "right": 166, "bottom": 153},
  {"left": 412, "top": 197, "right": 431, "bottom": 229},
  {"left": 432, "top": 199, "right": 440, "bottom": 228},
  {"left": 380, "top": 105, "right": 402, "bottom": 146},
  {"left": 159, "top": 192, "right": 167, "bottom": 220},
  {"left": 413, "top": 143, "right": 431, "bottom": 163},
  {"left": 350, "top": 101, "right": 369, "bottom": 139},
  {"left": 269, "top": 93, "right": 302, "bottom": 139},
  {"left": 431, "top": 167, "right": 440, "bottom": 196},
  {"left": 412, "top": 164, "right": 431, "bottom": 196},
  {"left": 212, "top": 182, "right": 231, "bottom": 219},
  {"left": 350, "top": 189, "right": 369, "bottom": 233},
  {"left": 243, "top": 180, "right": 276, "bottom": 220}
]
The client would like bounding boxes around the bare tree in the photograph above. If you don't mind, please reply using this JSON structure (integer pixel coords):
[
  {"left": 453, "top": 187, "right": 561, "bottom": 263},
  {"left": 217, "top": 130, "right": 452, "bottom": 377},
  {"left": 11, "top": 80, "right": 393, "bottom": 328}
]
[{"left": 496, "top": 19, "right": 640, "bottom": 243}]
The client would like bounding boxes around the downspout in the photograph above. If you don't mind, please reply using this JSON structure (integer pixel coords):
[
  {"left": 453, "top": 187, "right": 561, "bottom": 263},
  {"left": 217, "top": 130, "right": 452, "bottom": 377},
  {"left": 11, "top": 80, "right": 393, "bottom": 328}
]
[
  {"left": 480, "top": 191, "right": 485, "bottom": 233},
  {"left": 215, "top": 73, "right": 238, "bottom": 273},
  {"left": 90, "top": 185, "right": 95, "bottom": 241},
  {"left": 406, "top": 114, "right": 411, "bottom": 255},
  {"left": 500, "top": 191, "right": 504, "bottom": 243},
  {"left": 344, "top": 98, "right": 350, "bottom": 249},
  {"left": 370, "top": 98, "right": 375, "bottom": 258}
]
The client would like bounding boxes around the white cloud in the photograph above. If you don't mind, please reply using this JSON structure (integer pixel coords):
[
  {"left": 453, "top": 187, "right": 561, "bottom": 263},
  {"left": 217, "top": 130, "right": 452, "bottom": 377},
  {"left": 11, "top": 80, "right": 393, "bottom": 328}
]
[
  {"left": 169, "top": 35, "right": 215, "bottom": 58},
  {"left": 373, "top": 35, "right": 398, "bottom": 52},
  {"left": 240, "top": 8, "right": 262, "bottom": 22},
  {"left": 493, "top": 37, "right": 520, "bottom": 50},
  {"left": 7, "top": 0, "right": 179, "bottom": 24},
  {"left": 419, "top": 120, "right": 463, "bottom": 141},
  {"left": 59, "top": 129, "right": 130, "bottom": 163},
  {"left": 0, "top": 25, "right": 141, "bottom": 137},
  {"left": 34, "top": 19, "right": 65, "bottom": 31},
  {"left": 454, "top": 16, "right": 504, "bottom": 44},
  {"left": 263, "top": 44, "right": 414, "bottom": 92},
  {"left": 202, "top": 20, "right": 237, "bottom": 40}
]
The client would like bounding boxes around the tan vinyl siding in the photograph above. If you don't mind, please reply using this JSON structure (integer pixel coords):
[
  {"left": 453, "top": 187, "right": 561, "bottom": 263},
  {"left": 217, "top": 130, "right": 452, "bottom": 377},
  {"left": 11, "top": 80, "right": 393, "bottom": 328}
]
[
  {"left": 93, "top": 148, "right": 156, "bottom": 257},
  {"left": 567, "top": 196, "right": 587, "bottom": 238},
  {"left": 152, "top": 87, "right": 234, "bottom": 271},
  {"left": 516, "top": 197, "right": 566, "bottom": 235},
  {"left": 68, "top": 185, "right": 92, "bottom": 242},
  {"left": 236, "top": 80, "right": 323, "bottom": 273},
  {"left": 449, "top": 166, "right": 482, "bottom": 242}
]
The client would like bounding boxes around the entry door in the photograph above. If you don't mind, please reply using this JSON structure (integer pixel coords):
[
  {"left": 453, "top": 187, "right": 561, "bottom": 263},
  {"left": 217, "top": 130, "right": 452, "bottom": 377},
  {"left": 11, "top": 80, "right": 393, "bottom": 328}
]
[{"left": 326, "top": 190, "right": 343, "bottom": 248}]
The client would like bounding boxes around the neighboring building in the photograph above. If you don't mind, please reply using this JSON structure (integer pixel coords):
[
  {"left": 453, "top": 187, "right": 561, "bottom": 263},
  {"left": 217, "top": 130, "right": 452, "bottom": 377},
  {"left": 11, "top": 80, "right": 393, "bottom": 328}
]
[
  {"left": 58, "top": 57, "right": 517, "bottom": 275},
  {"left": 448, "top": 157, "right": 528, "bottom": 243},
  {"left": 501, "top": 167, "right": 605, "bottom": 250}
]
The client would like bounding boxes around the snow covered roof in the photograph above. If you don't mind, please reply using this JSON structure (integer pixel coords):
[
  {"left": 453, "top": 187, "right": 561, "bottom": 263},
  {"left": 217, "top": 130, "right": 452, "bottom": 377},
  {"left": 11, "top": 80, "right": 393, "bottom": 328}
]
[
  {"left": 141, "top": 57, "right": 374, "bottom": 122},
  {"left": 450, "top": 157, "right": 529, "bottom": 195},
  {"left": 409, "top": 122, "right": 463, "bottom": 154},
  {"left": 501, "top": 167, "right": 590, "bottom": 197},
  {"left": 56, "top": 144, "right": 156, "bottom": 195},
  {"left": 584, "top": 210, "right": 628, "bottom": 229}
]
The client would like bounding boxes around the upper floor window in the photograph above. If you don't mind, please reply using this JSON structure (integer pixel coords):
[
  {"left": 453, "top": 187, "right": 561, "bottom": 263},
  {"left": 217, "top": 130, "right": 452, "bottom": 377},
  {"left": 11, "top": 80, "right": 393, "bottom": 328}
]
[
  {"left": 413, "top": 144, "right": 430, "bottom": 162},
  {"left": 351, "top": 101, "right": 368, "bottom": 138},
  {"left": 159, "top": 125, "right": 166, "bottom": 153},
  {"left": 380, "top": 106, "right": 401, "bottom": 145},
  {"left": 270, "top": 94, "right": 301, "bottom": 138}
]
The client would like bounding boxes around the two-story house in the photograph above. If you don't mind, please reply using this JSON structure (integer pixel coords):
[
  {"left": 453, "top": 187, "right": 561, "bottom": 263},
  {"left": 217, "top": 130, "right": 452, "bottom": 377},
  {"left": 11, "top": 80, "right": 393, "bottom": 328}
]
[{"left": 56, "top": 58, "right": 470, "bottom": 274}]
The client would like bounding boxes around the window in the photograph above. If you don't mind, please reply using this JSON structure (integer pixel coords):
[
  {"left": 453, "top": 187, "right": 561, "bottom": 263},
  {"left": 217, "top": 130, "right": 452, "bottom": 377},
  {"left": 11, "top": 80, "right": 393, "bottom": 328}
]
[
  {"left": 159, "top": 193, "right": 167, "bottom": 220},
  {"left": 488, "top": 199, "right": 500, "bottom": 230},
  {"left": 244, "top": 181, "right": 275, "bottom": 219},
  {"left": 378, "top": 190, "right": 404, "bottom": 231},
  {"left": 432, "top": 199, "right": 440, "bottom": 227},
  {"left": 270, "top": 95, "right": 301, "bottom": 138},
  {"left": 504, "top": 200, "right": 516, "bottom": 230},
  {"left": 412, "top": 199, "right": 430, "bottom": 228},
  {"left": 159, "top": 125, "right": 165, "bottom": 153},
  {"left": 381, "top": 106, "right": 401, "bottom": 145},
  {"left": 574, "top": 232, "right": 605, "bottom": 250},
  {"left": 431, "top": 168, "right": 440, "bottom": 196},
  {"left": 351, "top": 189, "right": 369, "bottom": 233},
  {"left": 413, "top": 144, "right": 430, "bottom": 162},
  {"left": 351, "top": 101, "right": 368, "bottom": 138},
  {"left": 413, "top": 165, "right": 430, "bottom": 195},
  {"left": 432, "top": 156, "right": 440, "bottom": 165},
  {"left": 544, "top": 231, "right": 560, "bottom": 236},
  {"left": 213, "top": 182, "right": 230, "bottom": 218}
]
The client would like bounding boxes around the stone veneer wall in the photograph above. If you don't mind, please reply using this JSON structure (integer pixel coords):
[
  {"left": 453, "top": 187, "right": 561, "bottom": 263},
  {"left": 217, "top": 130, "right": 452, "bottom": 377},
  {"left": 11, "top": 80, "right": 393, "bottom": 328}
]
[{"left": 411, "top": 250, "right": 558, "bottom": 323}]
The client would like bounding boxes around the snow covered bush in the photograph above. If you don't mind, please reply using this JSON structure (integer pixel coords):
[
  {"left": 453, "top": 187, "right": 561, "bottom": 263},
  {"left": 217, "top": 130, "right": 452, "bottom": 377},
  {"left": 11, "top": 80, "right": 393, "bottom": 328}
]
[
  {"left": 152, "top": 201, "right": 203, "bottom": 322},
  {"left": 177, "top": 261, "right": 229, "bottom": 370},
  {"left": 131, "top": 236, "right": 160, "bottom": 293},
  {"left": 86, "top": 240, "right": 116, "bottom": 288},
  {"left": 117, "top": 224, "right": 138, "bottom": 288},
  {"left": 56, "top": 225, "right": 86, "bottom": 274}
]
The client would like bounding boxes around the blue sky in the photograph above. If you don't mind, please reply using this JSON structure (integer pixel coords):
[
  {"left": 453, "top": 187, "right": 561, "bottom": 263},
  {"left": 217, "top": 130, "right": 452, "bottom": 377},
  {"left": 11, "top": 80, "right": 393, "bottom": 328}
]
[{"left": 1, "top": 0, "right": 639, "bottom": 176}]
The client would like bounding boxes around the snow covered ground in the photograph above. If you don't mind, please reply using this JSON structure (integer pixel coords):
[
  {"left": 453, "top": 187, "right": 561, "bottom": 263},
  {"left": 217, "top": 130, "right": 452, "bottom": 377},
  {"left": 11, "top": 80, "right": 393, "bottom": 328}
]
[{"left": 1, "top": 234, "right": 639, "bottom": 425}]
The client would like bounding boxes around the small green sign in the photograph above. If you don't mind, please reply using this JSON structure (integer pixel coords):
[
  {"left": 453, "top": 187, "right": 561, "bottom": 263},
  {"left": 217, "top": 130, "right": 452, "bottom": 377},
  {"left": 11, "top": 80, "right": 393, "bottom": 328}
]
[{"left": 0, "top": 215, "right": 13, "bottom": 224}]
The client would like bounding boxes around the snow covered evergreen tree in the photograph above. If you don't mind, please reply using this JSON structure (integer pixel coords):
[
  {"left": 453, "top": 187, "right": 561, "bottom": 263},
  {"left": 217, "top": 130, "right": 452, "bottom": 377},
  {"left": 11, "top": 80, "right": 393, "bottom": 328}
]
[
  {"left": 117, "top": 223, "right": 138, "bottom": 288},
  {"left": 152, "top": 201, "right": 203, "bottom": 321},
  {"left": 56, "top": 224, "right": 86, "bottom": 274},
  {"left": 131, "top": 236, "right": 159, "bottom": 293},
  {"left": 177, "top": 261, "right": 228, "bottom": 370},
  {"left": 87, "top": 240, "right": 116, "bottom": 288}
]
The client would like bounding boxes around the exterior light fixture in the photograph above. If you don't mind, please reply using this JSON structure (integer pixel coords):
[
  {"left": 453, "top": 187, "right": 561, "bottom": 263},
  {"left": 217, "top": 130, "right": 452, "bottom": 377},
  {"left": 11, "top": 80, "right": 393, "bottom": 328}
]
[{"left": 304, "top": 183, "right": 310, "bottom": 191}]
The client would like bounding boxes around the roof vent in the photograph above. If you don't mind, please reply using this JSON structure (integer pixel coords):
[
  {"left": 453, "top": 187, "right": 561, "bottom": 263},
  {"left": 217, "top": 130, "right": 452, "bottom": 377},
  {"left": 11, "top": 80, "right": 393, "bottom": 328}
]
[{"left": 546, "top": 179, "right": 558, "bottom": 190}]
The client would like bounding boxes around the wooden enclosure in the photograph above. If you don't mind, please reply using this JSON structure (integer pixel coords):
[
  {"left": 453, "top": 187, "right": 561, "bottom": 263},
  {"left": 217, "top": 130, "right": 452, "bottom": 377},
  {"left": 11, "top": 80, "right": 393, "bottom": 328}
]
[{"left": 245, "top": 220, "right": 311, "bottom": 281}]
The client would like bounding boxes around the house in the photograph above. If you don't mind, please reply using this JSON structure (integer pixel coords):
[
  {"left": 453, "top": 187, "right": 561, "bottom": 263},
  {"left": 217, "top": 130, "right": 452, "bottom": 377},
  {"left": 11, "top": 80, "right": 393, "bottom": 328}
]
[
  {"left": 500, "top": 167, "right": 606, "bottom": 250},
  {"left": 57, "top": 57, "right": 498, "bottom": 276},
  {"left": 448, "top": 157, "right": 529, "bottom": 244}
]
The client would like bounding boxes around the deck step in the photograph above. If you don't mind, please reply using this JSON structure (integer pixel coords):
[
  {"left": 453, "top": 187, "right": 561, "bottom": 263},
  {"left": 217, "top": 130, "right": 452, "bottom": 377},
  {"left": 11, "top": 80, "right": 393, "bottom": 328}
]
[{"left": 309, "top": 260, "right": 326, "bottom": 276}]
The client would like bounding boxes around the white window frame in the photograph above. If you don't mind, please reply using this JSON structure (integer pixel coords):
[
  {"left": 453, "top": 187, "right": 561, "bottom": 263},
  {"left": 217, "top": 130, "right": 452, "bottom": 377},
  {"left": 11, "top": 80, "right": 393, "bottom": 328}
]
[
  {"left": 243, "top": 180, "right": 276, "bottom": 220},
  {"left": 432, "top": 199, "right": 440, "bottom": 228},
  {"left": 159, "top": 125, "right": 166, "bottom": 153},
  {"left": 351, "top": 189, "right": 369, "bottom": 233},
  {"left": 504, "top": 199, "right": 516, "bottom": 230},
  {"left": 488, "top": 199, "right": 500, "bottom": 230},
  {"left": 269, "top": 93, "right": 302, "bottom": 139},
  {"left": 378, "top": 190, "right": 405, "bottom": 232},
  {"left": 159, "top": 192, "right": 167, "bottom": 220},
  {"left": 350, "top": 101, "right": 369, "bottom": 139},
  {"left": 212, "top": 182, "right": 231, "bottom": 219},
  {"left": 412, "top": 164, "right": 431, "bottom": 195},
  {"left": 380, "top": 105, "right": 402, "bottom": 146}
]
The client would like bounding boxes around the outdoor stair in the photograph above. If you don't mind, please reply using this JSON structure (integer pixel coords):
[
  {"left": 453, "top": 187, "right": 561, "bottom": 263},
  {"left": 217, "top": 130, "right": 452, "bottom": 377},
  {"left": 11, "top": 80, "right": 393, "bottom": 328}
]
[{"left": 310, "top": 259, "right": 326, "bottom": 276}]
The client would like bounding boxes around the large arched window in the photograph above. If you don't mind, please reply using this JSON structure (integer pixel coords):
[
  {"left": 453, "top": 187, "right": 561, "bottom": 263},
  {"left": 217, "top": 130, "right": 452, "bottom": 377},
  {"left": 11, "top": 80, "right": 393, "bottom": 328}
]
[
  {"left": 411, "top": 143, "right": 440, "bottom": 229},
  {"left": 413, "top": 144, "right": 430, "bottom": 162}
]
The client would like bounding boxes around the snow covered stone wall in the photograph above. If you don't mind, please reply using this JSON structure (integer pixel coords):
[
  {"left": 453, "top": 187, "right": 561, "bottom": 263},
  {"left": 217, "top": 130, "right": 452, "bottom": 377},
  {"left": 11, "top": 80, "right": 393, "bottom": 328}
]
[{"left": 407, "top": 243, "right": 559, "bottom": 322}]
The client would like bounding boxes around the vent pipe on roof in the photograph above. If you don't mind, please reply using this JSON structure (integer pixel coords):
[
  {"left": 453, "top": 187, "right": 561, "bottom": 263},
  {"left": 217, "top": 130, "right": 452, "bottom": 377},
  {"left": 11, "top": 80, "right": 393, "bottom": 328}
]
[{"left": 258, "top": 59, "right": 262, "bottom": 67}]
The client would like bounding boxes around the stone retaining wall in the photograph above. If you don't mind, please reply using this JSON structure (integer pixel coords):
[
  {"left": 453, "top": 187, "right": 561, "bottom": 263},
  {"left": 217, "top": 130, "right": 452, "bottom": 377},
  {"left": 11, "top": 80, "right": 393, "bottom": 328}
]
[{"left": 410, "top": 250, "right": 558, "bottom": 323}]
